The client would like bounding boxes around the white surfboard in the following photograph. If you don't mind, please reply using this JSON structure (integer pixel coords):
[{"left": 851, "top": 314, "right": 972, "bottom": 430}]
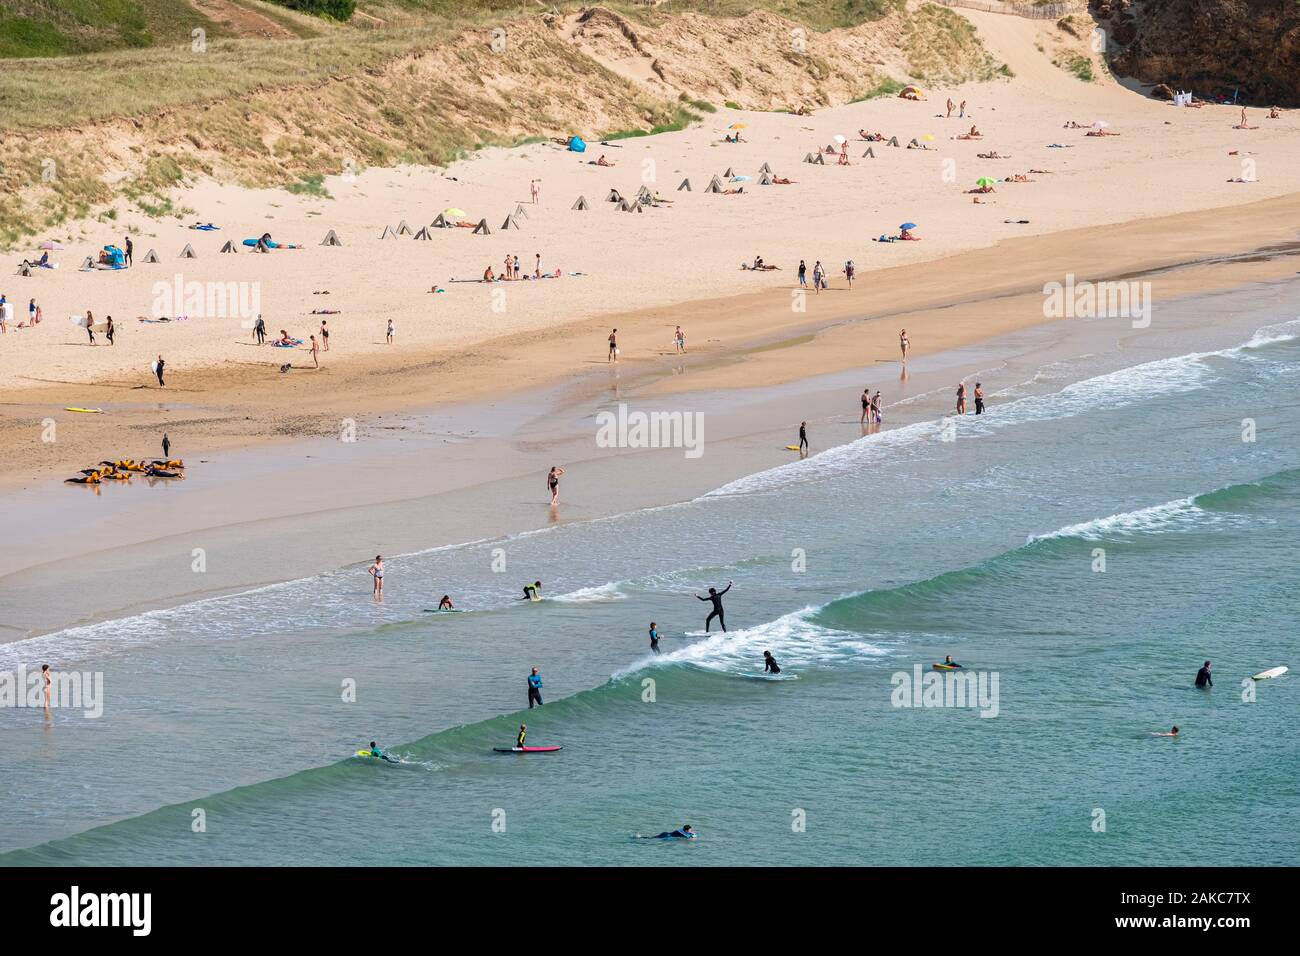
[{"left": 1251, "top": 666, "right": 1288, "bottom": 681}]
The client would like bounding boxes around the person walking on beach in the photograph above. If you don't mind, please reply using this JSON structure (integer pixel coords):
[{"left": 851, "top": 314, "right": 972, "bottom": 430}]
[
  {"left": 320, "top": 319, "right": 329, "bottom": 351},
  {"left": 1196, "top": 660, "right": 1213, "bottom": 689},
  {"left": 309, "top": 335, "right": 320, "bottom": 368},
  {"left": 798, "top": 421, "right": 809, "bottom": 454},
  {"left": 162, "top": 433, "right": 171, "bottom": 460},
  {"left": 956, "top": 382, "right": 966, "bottom": 415},
  {"left": 798, "top": 260, "right": 807, "bottom": 288},
  {"left": 531, "top": 179, "right": 541, "bottom": 204},
  {"left": 974, "top": 382, "right": 985, "bottom": 415},
  {"left": 649, "top": 621, "right": 660, "bottom": 654},
  {"left": 675, "top": 326, "right": 686, "bottom": 353},
  {"left": 844, "top": 260, "right": 855, "bottom": 289},
  {"left": 534, "top": 253, "right": 541, "bottom": 278},
  {"left": 946, "top": 98, "right": 954, "bottom": 119},
  {"left": 872, "top": 390, "right": 883, "bottom": 425},
  {"left": 368, "top": 555, "right": 385, "bottom": 598},
  {"left": 513, "top": 254, "right": 520, "bottom": 279},
  {"left": 608, "top": 328, "right": 618, "bottom": 363},
  {"left": 154, "top": 354, "right": 166, "bottom": 387},
  {"left": 547, "top": 465, "right": 565, "bottom": 505},
  {"left": 861, "top": 388, "right": 872, "bottom": 425},
  {"left": 696, "top": 581, "right": 733, "bottom": 632},
  {"left": 527, "top": 667, "right": 544, "bottom": 708},
  {"left": 959, "top": 99, "right": 967, "bottom": 119},
  {"left": 104, "top": 315, "right": 114, "bottom": 346},
  {"left": 85, "top": 310, "right": 96, "bottom": 345},
  {"left": 254, "top": 314, "right": 266, "bottom": 345},
  {"left": 812, "top": 260, "right": 825, "bottom": 293},
  {"left": 386, "top": 319, "right": 394, "bottom": 344},
  {"left": 124, "top": 236, "right": 133, "bottom": 268},
  {"left": 900, "top": 329, "right": 910, "bottom": 362}
]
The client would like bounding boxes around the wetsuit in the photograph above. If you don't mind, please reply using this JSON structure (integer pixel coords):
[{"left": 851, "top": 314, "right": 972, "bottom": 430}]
[
  {"left": 764, "top": 655, "right": 781, "bottom": 674},
  {"left": 698, "top": 584, "right": 731, "bottom": 632},
  {"left": 517, "top": 729, "right": 527, "bottom": 748},
  {"left": 649, "top": 626, "right": 660, "bottom": 654},
  {"left": 1195, "top": 665, "right": 1212, "bottom": 688},
  {"left": 799, "top": 425, "right": 808, "bottom": 452},
  {"left": 528, "top": 673, "right": 543, "bottom": 708},
  {"left": 654, "top": 829, "right": 695, "bottom": 840}
]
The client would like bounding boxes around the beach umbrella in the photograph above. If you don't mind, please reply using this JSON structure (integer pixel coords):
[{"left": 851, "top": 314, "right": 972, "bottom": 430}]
[
  {"left": 899, "top": 222, "right": 917, "bottom": 230},
  {"left": 976, "top": 177, "right": 996, "bottom": 187},
  {"left": 922, "top": 134, "right": 935, "bottom": 141},
  {"left": 39, "top": 240, "right": 63, "bottom": 250},
  {"left": 728, "top": 123, "right": 748, "bottom": 129},
  {"left": 443, "top": 207, "right": 467, "bottom": 218},
  {"left": 833, "top": 134, "right": 847, "bottom": 144},
  {"left": 1092, "top": 120, "right": 1110, "bottom": 129}
]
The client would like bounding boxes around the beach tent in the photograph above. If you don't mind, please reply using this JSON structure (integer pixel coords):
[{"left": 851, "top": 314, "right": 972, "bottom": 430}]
[
  {"left": 396, "top": 220, "right": 412, "bottom": 236},
  {"left": 321, "top": 230, "right": 342, "bottom": 246},
  {"left": 811, "top": 152, "right": 825, "bottom": 165},
  {"left": 514, "top": 204, "right": 529, "bottom": 219},
  {"left": 431, "top": 213, "right": 449, "bottom": 228},
  {"left": 413, "top": 227, "right": 433, "bottom": 240},
  {"left": 572, "top": 195, "right": 589, "bottom": 210},
  {"left": 143, "top": 249, "right": 159, "bottom": 263},
  {"left": 758, "top": 172, "right": 773, "bottom": 185},
  {"left": 220, "top": 240, "right": 238, "bottom": 253},
  {"left": 723, "top": 167, "right": 735, "bottom": 178},
  {"left": 637, "top": 185, "right": 653, "bottom": 201},
  {"left": 706, "top": 176, "right": 723, "bottom": 193},
  {"left": 862, "top": 147, "right": 875, "bottom": 158},
  {"left": 803, "top": 152, "right": 816, "bottom": 163},
  {"left": 759, "top": 162, "right": 772, "bottom": 174},
  {"left": 180, "top": 243, "right": 197, "bottom": 258},
  {"left": 381, "top": 226, "right": 398, "bottom": 239},
  {"left": 568, "top": 135, "right": 587, "bottom": 153},
  {"left": 472, "top": 219, "right": 491, "bottom": 235},
  {"left": 619, "top": 199, "right": 634, "bottom": 212},
  {"left": 899, "top": 85, "right": 925, "bottom": 100},
  {"left": 677, "top": 178, "right": 691, "bottom": 191},
  {"left": 887, "top": 136, "right": 900, "bottom": 147},
  {"left": 501, "top": 214, "right": 521, "bottom": 230},
  {"left": 606, "top": 189, "right": 623, "bottom": 203},
  {"left": 80, "top": 256, "right": 94, "bottom": 271}
]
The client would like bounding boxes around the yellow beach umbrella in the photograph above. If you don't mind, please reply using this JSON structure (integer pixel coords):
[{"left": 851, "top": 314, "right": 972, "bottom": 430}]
[{"left": 443, "top": 207, "right": 467, "bottom": 218}]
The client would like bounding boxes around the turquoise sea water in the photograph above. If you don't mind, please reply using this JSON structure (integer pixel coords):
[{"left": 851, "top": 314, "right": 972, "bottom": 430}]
[{"left": 3, "top": 284, "right": 1298, "bottom": 865}]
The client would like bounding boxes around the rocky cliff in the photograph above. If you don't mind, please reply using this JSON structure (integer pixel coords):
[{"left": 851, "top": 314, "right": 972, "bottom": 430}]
[{"left": 1097, "top": 0, "right": 1300, "bottom": 105}]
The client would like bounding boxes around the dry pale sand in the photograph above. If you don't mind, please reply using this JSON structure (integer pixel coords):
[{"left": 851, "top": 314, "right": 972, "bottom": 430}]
[{"left": 2, "top": 11, "right": 1298, "bottom": 484}]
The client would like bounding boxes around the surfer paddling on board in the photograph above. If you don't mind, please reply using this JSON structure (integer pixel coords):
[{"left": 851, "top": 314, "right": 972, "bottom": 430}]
[
  {"left": 942, "top": 655, "right": 962, "bottom": 669},
  {"left": 650, "top": 825, "right": 696, "bottom": 840},
  {"left": 438, "top": 595, "right": 454, "bottom": 610},
  {"left": 695, "top": 581, "right": 733, "bottom": 632},
  {"left": 367, "top": 741, "right": 397, "bottom": 763},
  {"left": 763, "top": 651, "right": 781, "bottom": 675},
  {"left": 1195, "top": 660, "right": 1212, "bottom": 688}
]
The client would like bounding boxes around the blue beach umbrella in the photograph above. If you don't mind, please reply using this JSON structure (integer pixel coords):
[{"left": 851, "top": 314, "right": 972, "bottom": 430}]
[{"left": 899, "top": 222, "right": 917, "bottom": 230}]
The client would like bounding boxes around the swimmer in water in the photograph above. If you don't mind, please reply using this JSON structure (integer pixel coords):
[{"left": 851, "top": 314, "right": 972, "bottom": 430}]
[
  {"left": 367, "top": 555, "right": 384, "bottom": 598},
  {"left": 650, "top": 825, "right": 696, "bottom": 840},
  {"left": 438, "top": 595, "right": 454, "bottom": 610},
  {"left": 763, "top": 651, "right": 781, "bottom": 674},
  {"left": 695, "top": 580, "right": 733, "bottom": 632},
  {"left": 942, "top": 655, "right": 962, "bottom": 668},
  {"left": 1154, "top": 726, "right": 1180, "bottom": 737}
]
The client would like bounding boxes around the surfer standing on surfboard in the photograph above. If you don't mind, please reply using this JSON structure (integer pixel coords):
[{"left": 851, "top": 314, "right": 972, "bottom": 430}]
[{"left": 695, "top": 581, "right": 733, "bottom": 632}]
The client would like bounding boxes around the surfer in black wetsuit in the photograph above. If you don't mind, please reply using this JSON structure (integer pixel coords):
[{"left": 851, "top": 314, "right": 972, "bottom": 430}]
[
  {"left": 695, "top": 581, "right": 733, "bottom": 632},
  {"left": 1195, "top": 660, "right": 1212, "bottom": 688},
  {"left": 521, "top": 581, "right": 541, "bottom": 600},
  {"left": 942, "top": 655, "right": 962, "bottom": 669},
  {"left": 517, "top": 724, "right": 527, "bottom": 748},
  {"left": 652, "top": 825, "right": 695, "bottom": 840},
  {"left": 798, "top": 421, "right": 808, "bottom": 454},
  {"left": 763, "top": 651, "right": 781, "bottom": 674}
]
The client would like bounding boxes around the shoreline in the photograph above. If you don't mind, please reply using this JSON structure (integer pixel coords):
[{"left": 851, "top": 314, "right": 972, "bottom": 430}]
[{"left": 4, "top": 191, "right": 1299, "bottom": 493}]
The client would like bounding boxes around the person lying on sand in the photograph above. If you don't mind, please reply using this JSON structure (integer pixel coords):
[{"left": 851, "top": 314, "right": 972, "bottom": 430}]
[
  {"left": 1085, "top": 128, "right": 1121, "bottom": 136},
  {"left": 743, "top": 256, "right": 780, "bottom": 271},
  {"left": 907, "top": 138, "right": 931, "bottom": 150},
  {"left": 967, "top": 184, "right": 995, "bottom": 194},
  {"left": 976, "top": 151, "right": 1007, "bottom": 159},
  {"left": 275, "top": 329, "right": 300, "bottom": 346},
  {"left": 722, "top": 187, "right": 745, "bottom": 194},
  {"left": 771, "top": 177, "right": 795, "bottom": 185},
  {"left": 859, "top": 130, "right": 885, "bottom": 141},
  {"left": 899, "top": 228, "right": 920, "bottom": 241},
  {"left": 591, "top": 155, "right": 615, "bottom": 167},
  {"left": 310, "top": 309, "right": 340, "bottom": 315},
  {"left": 1064, "top": 121, "right": 1087, "bottom": 129},
  {"left": 723, "top": 133, "right": 744, "bottom": 143},
  {"left": 1008, "top": 173, "right": 1034, "bottom": 183},
  {"left": 651, "top": 191, "right": 673, "bottom": 204}
]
